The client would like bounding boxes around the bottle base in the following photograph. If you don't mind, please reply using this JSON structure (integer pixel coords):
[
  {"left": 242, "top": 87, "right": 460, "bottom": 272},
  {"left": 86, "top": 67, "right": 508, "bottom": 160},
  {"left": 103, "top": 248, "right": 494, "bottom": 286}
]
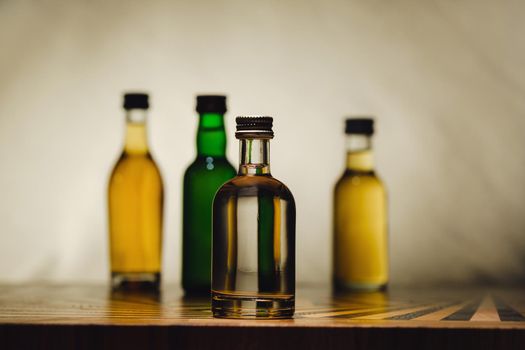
[
  {"left": 212, "top": 291, "right": 294, "bottom": 319},
  {"left": 111, "top": 272, "right": 160, "bottom": 292},
  {"left": 334, "top": 280, "right": 387, "bottom": 293}
]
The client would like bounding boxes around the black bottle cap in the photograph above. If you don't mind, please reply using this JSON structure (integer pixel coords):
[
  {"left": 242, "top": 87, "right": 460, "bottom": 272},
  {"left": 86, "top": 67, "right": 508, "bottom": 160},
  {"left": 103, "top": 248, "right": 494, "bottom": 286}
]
[
  {"left": 345, "top": 118, "right": 374, "bottom": 135},
  {"left": 196, "top": 95, "right": 227, "bottom": 114},
  {"left": 235, "top": 116, "right": 274, "bottom": 138},
  {"left": 123, "top": 93, "right": 149, "bottom": 110}
]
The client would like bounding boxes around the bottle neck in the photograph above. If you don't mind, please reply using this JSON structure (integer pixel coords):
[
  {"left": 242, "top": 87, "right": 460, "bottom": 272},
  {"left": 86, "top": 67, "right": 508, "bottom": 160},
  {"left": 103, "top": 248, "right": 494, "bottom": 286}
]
[
  {"left": 197, "top": 113, "right": 227, "bottom": 157},
  {"left": 238, "top": 138, "right": 271, "bottom": 175},
  {"left": 345, "top": 134, "right": 374, "bottom": 172},
  {"left": 124, "top": 109, "right": 149, "bottom": 155}
]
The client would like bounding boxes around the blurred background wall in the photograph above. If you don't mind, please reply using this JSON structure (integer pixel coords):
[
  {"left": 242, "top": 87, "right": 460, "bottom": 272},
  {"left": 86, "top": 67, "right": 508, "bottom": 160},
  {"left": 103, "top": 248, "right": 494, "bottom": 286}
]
[{"left": 0, "top": 0, "right": 524, "bottom": 286}]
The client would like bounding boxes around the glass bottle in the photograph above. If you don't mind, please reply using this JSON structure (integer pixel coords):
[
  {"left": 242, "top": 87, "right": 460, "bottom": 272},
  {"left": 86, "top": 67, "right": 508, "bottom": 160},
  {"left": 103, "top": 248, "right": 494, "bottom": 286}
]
[
  {"left": 108, "top": 93, "right": 164, "bottom": 291},
  {"left": 212, "top": 117, "right": 296, "bottom": 319},
  {"left": 333, "top": 118, "right": 388, "bottom": 292},
  {"left": 182, "top": 95, "right": 236, "bottom": 294}
]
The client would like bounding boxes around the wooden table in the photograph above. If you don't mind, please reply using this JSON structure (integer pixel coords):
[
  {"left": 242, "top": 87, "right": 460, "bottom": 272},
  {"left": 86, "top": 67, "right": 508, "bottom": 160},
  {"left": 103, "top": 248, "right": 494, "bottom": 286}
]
[{"left": 0, "top": 284, "right": 524, "bottom": 349}]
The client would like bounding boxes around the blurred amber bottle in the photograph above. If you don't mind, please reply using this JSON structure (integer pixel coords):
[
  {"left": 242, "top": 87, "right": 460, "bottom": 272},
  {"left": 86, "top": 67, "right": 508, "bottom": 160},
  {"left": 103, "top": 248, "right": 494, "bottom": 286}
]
[
  {"left": 108, "top": 93, "right": 164, "bottom": 291},
  {"left": 333, "top": 118, "right": 388, "bottom": 292}
]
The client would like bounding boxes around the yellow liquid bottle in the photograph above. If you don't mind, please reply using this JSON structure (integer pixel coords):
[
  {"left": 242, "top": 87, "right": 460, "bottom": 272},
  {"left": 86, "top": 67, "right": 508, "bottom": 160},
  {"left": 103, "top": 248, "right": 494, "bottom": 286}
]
[
  {"left": 333, "top": 118, "right": 388, "bottom": 292},
  {"left": 108, "top": 93, "right": 164, "bottom": 291}
]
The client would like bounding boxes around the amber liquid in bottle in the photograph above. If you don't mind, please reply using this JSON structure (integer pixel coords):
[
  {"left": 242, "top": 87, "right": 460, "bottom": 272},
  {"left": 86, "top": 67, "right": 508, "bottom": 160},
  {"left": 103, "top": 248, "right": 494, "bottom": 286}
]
[
  {"left": 212, "top": 118, "right": 296, "bottom": 319},
  {"left": 333, "top": 130, "right": 388, "bottom": 292},
  {"left": 108, "top": 105, "right": 163, "bottom": 291}
]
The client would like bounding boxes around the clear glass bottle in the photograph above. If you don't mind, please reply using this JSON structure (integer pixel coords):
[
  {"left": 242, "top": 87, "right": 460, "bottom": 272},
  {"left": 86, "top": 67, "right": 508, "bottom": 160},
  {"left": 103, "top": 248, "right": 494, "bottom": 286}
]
[
  {"left": 182, "top": 95, "right": 236, "bottom": 294},
  {"left": 333, "top": 118, "right": 388, "bottom": 292},
  {"left": 108, "top": 93, "right": 164, "bottom": 291},
  {"left": 212, "top": 117, "right": 296, "bottom": 319}
]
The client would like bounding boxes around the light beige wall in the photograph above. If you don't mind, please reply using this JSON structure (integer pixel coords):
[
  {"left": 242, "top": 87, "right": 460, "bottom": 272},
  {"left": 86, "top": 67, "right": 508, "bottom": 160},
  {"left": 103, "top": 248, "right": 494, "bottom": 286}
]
[{"left": 0, "top": 0, "right": 524, "bottom": 285}]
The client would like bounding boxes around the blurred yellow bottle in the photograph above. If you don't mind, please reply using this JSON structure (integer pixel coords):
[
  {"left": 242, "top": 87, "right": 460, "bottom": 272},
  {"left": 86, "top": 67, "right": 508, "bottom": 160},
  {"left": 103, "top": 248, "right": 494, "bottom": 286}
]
[
  {"left": 333, "top": 118, "right": 388, "bottom": 292},
  {"left": 108, "top": 93, "right": 163, "bottom": 291}
]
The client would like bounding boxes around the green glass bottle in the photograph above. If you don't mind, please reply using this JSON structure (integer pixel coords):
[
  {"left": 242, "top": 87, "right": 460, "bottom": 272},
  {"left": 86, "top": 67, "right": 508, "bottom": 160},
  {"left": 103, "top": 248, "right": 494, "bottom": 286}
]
[{"left": 182, "top": 95, "right": 236, "bottom": 294}]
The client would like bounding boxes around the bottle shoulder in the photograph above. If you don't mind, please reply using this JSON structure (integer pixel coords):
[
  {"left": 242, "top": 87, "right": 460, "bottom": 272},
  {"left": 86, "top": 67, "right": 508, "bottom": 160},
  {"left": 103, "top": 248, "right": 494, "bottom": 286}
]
[
  {"left": 112, "top": 152, "right": 159, "bottom": 169},
  {"left": 184, "top": 156, "right": 236, "bottom": 177},
  {"left": 217, "top": 175, "right": 295, "bottom": 201},
  {"left": 335, "top": 170, "right": 385, "bottom": 191},
  {"left": 338, "top": 168, "right": 382, "bottom": 180},
  {"left": 109, "top": 152, "right": 163, "bottom": 184},
  {"left": 113, "top": 152, "right": 160, "bottom": 175}
]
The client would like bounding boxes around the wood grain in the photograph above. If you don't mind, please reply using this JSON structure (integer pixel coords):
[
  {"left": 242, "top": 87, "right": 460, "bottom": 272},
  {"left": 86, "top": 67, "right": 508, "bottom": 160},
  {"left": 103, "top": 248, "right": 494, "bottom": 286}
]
[{"left": 0, "top": 284, "right": 524, "bottom": 349}]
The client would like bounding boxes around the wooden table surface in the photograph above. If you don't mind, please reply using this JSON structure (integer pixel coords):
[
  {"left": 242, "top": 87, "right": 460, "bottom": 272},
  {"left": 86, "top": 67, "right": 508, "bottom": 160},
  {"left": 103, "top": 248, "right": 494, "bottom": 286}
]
[{"left": 1, "top": 284, "right": 524, "bottom": 349}]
